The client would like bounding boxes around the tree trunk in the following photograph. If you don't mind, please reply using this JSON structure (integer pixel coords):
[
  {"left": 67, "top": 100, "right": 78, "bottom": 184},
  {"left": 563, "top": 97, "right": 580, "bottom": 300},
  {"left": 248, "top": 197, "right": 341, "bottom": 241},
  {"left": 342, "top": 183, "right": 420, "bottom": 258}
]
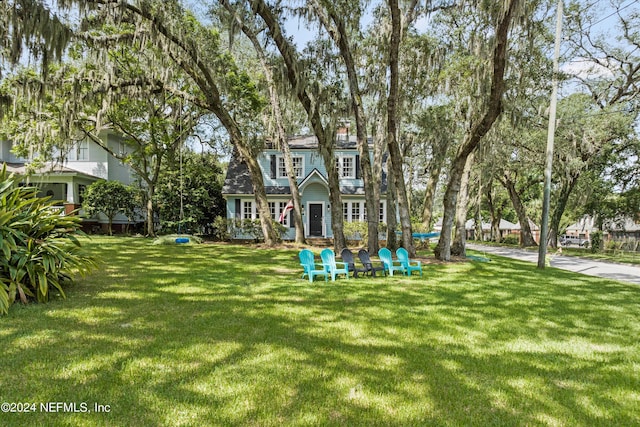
[
  {"left": 385, "top": 155, "right": 398, "bottom": 250},
  {"left": 486, "top": 183, "right": 502, "bottom": 242},
  {"left": 310, "top": 1, "right": 378, "bottom": 253},
  {"left": 280, "top": 139, "right": 306, "bottom": 244},
  {"left": 146, "top": 184, "right": 155, "bottom": 236},
  {"left": 252, "top": 0, "right": 345, "bottom": 250},
  {"left": 421, "top": 161, "right": 443, "bottom": 230},
  {"left": 242, "top": 153, "right": 278, "bottom": 245},
  {"left": 474, "top": 179, "right": 483, "bottom": 241},
  {"left": 452, "top": 153, "right": 474, "bottom": 256},
  {"left": 224, "top": 4, "right": 306, "bottom": 244},
  {"left": 387, "top": 0, "right": 415, "bottom": 256},
  {"left": 435, "top": 0, "right": 519, "bottom": 261},
  {"left": 371, "top": 118, "right": 386, "bottom": 254},
  {"left": 502, "top": 174, "right": 537, "bottom": 246},
  {"left": 549, "top": 178, "right": 579, "bottom": 248},
  {"left": 318, "top": 131, "right": 347, "bottom": 252}
]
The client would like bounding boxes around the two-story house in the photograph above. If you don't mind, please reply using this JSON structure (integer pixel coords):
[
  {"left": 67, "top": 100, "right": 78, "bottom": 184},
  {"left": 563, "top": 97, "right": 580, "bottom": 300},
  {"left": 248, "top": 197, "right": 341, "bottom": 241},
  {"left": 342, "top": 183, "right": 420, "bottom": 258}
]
[
  {"left": 1, "top": 133, "right": 138, "bottom": 232},
  {"left": 222, "top": 134, "right": 388, "bottom": 240}
]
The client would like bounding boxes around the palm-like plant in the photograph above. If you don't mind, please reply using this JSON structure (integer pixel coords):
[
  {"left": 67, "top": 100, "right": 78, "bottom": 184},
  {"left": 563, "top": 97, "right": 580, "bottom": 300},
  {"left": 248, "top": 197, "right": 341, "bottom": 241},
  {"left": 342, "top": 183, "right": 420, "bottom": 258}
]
[{"left": 0, "top": 164, "right": 97, "bottom": 314}]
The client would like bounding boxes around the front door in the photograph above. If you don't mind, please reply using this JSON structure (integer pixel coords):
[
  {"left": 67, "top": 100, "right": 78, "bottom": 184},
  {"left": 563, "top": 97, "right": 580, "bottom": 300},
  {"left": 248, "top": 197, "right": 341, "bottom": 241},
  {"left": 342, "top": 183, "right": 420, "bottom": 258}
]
[{"left": 309, "top": 203, "right": 323, "bottom": 236}]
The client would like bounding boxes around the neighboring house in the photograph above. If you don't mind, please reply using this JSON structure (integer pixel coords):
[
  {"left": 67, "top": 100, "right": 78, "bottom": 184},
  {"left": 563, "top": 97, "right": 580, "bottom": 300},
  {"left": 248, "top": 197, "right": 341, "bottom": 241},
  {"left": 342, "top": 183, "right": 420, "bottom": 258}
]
[
  {"left": 463, "top": 218, "right": 519, "bottom": 241},
  {"left": 221, "top": 134, "right": 388, "bottom": 240},
  {"left": 566, "top": 215, "right": 640, "bottom": 243},
  {"left": 1, "top": 133, "right": 138, "bottom": 232}
]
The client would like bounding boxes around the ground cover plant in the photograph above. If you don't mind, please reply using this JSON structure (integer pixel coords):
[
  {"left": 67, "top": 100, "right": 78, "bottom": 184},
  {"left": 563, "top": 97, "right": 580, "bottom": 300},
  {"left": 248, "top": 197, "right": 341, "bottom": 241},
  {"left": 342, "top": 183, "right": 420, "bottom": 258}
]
[{"left": 1, "top": 237, "right": 638, "bottom": 426}]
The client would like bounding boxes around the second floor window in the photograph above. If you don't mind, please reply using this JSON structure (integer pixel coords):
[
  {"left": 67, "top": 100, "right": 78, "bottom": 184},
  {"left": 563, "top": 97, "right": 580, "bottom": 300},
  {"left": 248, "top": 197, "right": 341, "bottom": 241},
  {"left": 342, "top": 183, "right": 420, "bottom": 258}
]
[
  {"left": 76, "top": 141, "right": 88, "bottom": 161},
  {"left": 335, "top": 155, "right": 355, "bottom": 179},
  {"left": 278, "top": 156, "right": 303, "bottom": 178}
]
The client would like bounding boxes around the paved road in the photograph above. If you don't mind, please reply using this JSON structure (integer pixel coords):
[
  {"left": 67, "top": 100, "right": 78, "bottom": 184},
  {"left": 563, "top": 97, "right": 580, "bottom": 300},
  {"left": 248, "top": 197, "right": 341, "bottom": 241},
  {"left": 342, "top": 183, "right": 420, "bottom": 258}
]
[{"left": 467, "top": 244, "right": 640, "bottom": 285}]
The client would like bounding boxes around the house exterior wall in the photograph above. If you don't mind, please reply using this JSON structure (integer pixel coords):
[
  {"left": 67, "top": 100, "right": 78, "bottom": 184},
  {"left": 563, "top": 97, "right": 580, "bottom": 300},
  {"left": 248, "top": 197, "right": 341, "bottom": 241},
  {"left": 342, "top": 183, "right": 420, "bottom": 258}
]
[
  {"left": 2, "top": 133, "right": 139, "bottom": 231},
  {"left": 223, "top": 139, "right": 386, "bottom": 240},
  {"left": 105, "top": 134, "right": 135, "bottom": 184},
  {"left": 0, "top": 140, "right": 26, "bottom": 163}
]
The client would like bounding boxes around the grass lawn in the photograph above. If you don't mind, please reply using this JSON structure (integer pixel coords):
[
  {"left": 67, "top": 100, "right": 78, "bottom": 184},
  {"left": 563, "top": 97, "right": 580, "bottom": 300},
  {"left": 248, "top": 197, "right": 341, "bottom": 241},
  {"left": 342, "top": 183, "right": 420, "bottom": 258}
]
[{"left": 1, "top": 237, "right": 639, "bottom": 426}]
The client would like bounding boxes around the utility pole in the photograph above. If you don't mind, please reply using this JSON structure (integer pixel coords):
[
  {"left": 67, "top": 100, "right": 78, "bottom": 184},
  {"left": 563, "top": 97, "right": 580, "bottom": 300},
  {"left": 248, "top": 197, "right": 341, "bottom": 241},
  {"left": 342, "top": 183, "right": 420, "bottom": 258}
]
[{"left": 538, "top": 0, "right": 563, "bottom": 269}]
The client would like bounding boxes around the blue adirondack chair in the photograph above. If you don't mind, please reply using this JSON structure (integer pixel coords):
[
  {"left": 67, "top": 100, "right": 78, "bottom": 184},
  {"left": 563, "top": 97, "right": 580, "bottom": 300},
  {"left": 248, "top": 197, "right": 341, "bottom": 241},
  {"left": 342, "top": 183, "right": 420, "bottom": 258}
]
[
  {"left": 378, "top": 248, "right": 406, "bottom": 276},
  {"left": 320, "top": 248, "right": 350, "bottom": 281},
  {"left": 299, "top": 249, "right": 328, "bottom": 283},
  {"left": 396, "top": 247, "right": 423, "bottom": 276}
]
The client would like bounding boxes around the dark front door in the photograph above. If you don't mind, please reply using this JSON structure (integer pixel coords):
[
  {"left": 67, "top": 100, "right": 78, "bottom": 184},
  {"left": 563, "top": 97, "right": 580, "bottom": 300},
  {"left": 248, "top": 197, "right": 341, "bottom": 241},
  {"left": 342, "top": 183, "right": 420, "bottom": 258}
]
[{"left": 309, "top": 203, "right": 323, "bottom": 236}]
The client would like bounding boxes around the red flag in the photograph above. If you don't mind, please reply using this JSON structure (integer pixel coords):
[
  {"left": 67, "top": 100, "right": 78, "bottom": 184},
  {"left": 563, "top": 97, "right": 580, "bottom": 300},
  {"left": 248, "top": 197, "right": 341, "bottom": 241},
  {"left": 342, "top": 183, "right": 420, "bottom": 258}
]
[{"left": 279, "top": 199, "right": 294, "bottom": 223}]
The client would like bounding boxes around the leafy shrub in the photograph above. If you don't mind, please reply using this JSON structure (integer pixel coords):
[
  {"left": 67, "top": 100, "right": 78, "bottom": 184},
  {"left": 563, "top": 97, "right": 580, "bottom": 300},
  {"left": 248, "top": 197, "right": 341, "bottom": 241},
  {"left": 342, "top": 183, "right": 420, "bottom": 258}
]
[
  {"left": 211, "top": 216, "right": 230, "bottom": 241},
  {"left": 0, "top": 165, "right": 97, "bottom": 314},
  {"left": 343, "top": 221, "right": 368, "bottom": 242},
  {"left": 226, "top": 218, "right": 286, "bottom": 243},
  {"left": 502, "top": 235, "right": 520, "bottom": 245},
  {"left": 604, "top": 236, "right": 621, "bottom": 252},
  {"left": 83, "top": 180, "right": 138, "bottom": 235}
]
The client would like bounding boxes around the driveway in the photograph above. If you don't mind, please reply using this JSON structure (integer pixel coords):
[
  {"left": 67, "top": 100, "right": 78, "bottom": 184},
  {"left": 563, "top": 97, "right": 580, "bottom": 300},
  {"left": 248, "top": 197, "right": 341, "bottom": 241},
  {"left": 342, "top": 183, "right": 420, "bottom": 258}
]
[{"left": 467, "top": 244, "right": 640, "bottom": 285}]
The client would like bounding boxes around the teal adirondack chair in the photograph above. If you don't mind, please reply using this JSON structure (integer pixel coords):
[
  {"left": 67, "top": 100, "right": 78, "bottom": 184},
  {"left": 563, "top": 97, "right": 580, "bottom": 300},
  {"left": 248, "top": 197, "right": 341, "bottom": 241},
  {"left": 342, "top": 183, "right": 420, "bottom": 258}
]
[
  {"left": 299, "top": 249, "right": 328, "bottom": 283},
  {"left": 396, "top": 247, "right": 423, "bottom": 276},
  {"left": 320, "top": 248, "right": 350, "bottom": 281},
  {"left": 378, "top": 248, "right": 406, "bottom": 276}
]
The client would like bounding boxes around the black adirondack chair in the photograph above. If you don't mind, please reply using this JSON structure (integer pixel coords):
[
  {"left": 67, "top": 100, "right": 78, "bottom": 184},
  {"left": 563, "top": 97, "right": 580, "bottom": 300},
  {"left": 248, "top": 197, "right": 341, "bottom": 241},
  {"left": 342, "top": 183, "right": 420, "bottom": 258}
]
[
  {"left": 357, "top": 249, "right": 387, "bottom": 277},
  {"left": 340, "top": 248, "right": 367, "bottom": 278}
]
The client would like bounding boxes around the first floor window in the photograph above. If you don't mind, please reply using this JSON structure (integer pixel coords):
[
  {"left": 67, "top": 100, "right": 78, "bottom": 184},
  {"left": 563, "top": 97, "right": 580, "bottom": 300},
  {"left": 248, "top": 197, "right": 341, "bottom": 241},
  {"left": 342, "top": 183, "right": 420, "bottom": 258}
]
[
  {"left": 268, "top": 202, "right": 277, "bottom": 220},
  {"left": 379, "top": 201, "right": 386, "bottom": 223},
  {"left": 243, "top": 201, "right": 253, "bottom": 219},
  {"left": 342, "top": 201, "right": 367, "bottom": 222},
  {"left": 351, "top": 202, "right": 360, "bottom": 222},
  {"left": 278, "top": 201, "right": 290, "bottom": 226}
]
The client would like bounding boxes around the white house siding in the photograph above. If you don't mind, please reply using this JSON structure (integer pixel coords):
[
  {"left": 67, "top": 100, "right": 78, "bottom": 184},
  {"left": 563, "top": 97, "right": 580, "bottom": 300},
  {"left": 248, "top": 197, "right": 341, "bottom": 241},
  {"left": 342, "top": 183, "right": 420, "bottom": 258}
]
[
  {"left": 106, "top": 135, "right": 135, "bottom": 184},
  {"left": 64, "top": 140, "right": 109, "bottom": 179},
  {"left": 0, "top": 140, "right": 26, "bottom": 163}
]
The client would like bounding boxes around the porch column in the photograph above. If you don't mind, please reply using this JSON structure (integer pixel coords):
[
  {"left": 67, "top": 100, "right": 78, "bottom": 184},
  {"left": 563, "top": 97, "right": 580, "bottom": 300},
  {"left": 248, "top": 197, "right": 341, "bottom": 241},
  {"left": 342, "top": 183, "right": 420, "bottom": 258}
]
[
  {"left": 66, "top": 181, "right": 77, "bottom": 204},
  {"left": 64, "top": 181, "right": 80, "bottom": 215}
]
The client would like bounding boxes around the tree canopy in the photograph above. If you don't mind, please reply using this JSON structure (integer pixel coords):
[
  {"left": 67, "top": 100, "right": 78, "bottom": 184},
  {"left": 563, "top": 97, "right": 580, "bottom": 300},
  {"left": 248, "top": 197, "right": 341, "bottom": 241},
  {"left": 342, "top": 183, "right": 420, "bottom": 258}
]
[{"left": 1, "top": 0, "right": 638, "bottom": 256}]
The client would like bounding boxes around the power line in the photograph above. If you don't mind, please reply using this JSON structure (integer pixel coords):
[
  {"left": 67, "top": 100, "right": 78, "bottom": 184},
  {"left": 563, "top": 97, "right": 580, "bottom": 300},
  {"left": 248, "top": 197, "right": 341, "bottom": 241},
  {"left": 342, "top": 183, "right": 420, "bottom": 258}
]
[{"left": 577, "top": 0, "right": 639, "bottom": 33}]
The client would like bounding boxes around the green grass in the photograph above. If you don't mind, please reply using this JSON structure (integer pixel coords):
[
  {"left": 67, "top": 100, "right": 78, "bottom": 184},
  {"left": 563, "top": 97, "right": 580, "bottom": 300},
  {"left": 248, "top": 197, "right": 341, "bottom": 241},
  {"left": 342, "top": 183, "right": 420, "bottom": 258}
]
[
  {"left": 559, "top": 247, "right": 640, "bottom": 266},
  {"left": 1, "top": 237, "right": 639, "bottom": 426}
]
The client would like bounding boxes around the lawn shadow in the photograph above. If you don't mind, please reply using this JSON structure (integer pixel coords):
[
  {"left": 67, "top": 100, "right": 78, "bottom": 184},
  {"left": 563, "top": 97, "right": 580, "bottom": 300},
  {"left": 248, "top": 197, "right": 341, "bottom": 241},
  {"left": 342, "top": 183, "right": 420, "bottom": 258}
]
[{"left": 2, "top": 238, "right": 639, "bottom": 426}]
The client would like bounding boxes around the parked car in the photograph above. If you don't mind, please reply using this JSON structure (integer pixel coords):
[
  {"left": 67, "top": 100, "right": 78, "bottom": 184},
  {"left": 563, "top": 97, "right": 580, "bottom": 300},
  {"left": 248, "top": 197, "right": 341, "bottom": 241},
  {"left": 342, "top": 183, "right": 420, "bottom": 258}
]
[{"left": 559, "top": 235, "right": 589, "bottom": 247}]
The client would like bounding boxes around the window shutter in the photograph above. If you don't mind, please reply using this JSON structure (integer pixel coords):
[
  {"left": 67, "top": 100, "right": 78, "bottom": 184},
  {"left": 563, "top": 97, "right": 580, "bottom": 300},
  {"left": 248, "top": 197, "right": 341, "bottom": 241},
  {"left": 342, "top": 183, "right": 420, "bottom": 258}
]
[
  {"left": 235, "top": 199, "right": 241, "bottom": 219},
  {"left": 270, "top": 155, "right": 276, "bottom": 179},
  {"left": 355, "top": 155, "right": 361, "bottom": 179},
  {"left": 289, "top": 210, "right": 295, "bottom": 228}
]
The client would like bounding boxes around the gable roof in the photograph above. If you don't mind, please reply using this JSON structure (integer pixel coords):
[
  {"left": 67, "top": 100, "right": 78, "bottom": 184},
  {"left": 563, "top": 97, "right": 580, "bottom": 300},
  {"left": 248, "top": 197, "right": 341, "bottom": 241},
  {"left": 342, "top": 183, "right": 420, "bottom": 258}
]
[
  {"left": 298, "top": 168, "right": 329, "bottom": 189},
  {"left": 221, "top": 151, "right": 289, "bottom": 195}
]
